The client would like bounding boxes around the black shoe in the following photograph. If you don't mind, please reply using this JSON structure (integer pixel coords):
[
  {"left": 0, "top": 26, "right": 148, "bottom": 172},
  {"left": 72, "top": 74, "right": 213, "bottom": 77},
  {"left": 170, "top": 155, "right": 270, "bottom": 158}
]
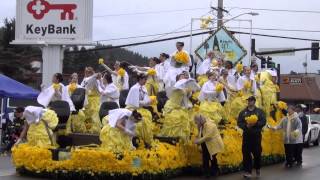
[
  {"left": 285, "top": 163, "right": 293, "bottom": 168},
  {"left": 296, "top": 162, "right": 302, "bottom": 167}
]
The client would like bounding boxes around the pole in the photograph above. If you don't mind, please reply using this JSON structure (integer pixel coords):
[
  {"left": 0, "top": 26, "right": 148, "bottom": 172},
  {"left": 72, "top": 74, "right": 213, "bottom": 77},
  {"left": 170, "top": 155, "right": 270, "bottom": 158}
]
[
  {"left": 277, "top": 64, "right": 281, "bottom": 100},
  {"left": 41, "top": 45, "right": 64, "bottom": 88},
  {"left": 190, "top": 18, "right": 195, "bottom": 77},
  {"left": 217, "top": 0, "right": 224, "bottom": 28}
]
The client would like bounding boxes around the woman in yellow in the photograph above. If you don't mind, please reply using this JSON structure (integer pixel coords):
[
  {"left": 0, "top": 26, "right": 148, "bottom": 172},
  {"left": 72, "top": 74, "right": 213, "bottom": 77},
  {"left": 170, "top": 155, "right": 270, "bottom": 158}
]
[
  {"left": 125, "top": 74, "right": 154, "bottom": 147},
  {"left": 100, "top": 109, "right": 142, "bottom": 153},
  {"left": 15, "top": 106, "right": 59, "bottom": 148},
  {"left": 260, "top": 69, "right": 278, "bottom": 117},
  {"left": 193, "top": 114, "right": 224, "bottom": 178},
  {"left": 80, "top": 67, "right": 102, "bottom": 134},
  {"left": 198, "top": 70, "right": 226, "bottom": 124},
  {"left": 159, "top": 74, "right": 200, "bottom": 142}
]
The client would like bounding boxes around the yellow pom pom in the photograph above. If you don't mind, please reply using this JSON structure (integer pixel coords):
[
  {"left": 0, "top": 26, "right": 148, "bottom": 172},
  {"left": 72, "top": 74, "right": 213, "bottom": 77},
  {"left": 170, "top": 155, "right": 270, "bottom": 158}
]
[
  {"left": 277, "top": 101, "right": 287, "bottom": 110},
  {"left": 215, "top": 83, "right": 224, "bottom": 92},
  {"left": 117, "top": 68, "right": 126, "bottom": 77},
  {"left": 98, "top": 58, "right": 104, "bottom": 65},
  {"left": 52, "top": 83, "right": 61, "bottom": 90},
  {"left": 174, "top": 51, "right": 189, "bottom": 65},
  {"left": 149, "top": 96, "right": 157, "bottom": 105},
  {"left": 211, "top": 59, "right": 218, "bottom": 67},
  {"left": 245, "top": 115, "right": 258, "bottom": 124},
  {"left": 244, "top": 80, "right": 252, "bottom": 89},
  {"left": 236, "top": 63, "right": 243, "bottom": 73},
  {"left": 147, "top": 68, "right": 157, "bottom": 76},
  {"left": 68, "top": 83, "right": 77, "bottom": 94}
]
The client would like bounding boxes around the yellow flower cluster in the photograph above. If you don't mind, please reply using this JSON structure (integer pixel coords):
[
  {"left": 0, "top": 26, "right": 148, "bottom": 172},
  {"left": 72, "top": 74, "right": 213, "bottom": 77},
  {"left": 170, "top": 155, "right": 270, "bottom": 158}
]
[
  {"left": 245, "top": 114, "right": 258, "bottom": 124},
  {"left": 12, "top": 124, "right": 285, "bottom": 176},
  {"left": 98, "top": 58, "right": 104, "bottom": 65},
  {"left": 215, "top": 83, "right": 224, "bottom": 92},
  {"left": 149, "top": 96, "right": 157, "bottom": 105},
  {"left": 211, "top": 59, "right": 218, "bottom": 67},
  {"left": 174, "top": 51, "right": 189, "bottom": 65},
  {"left": 147, "top": 68, "right": 157, "bottom": 76},
  {"left": 236, "top": 63, "right": 243, "bottom": 73},
  {"left": 244, "top": 80, "right": 252, "bottom": 89},
  {"left": 52, "top": 83, "right": 61, "bottom": 90},
  {"left": 277, "top": 101, "right": 287, "bottom": 110},
  {"left": 68, "top": 83, "right": 77, "bottom": 94},
  {"left": 117, "top": 68, "right": 126, "bottom": 77}
]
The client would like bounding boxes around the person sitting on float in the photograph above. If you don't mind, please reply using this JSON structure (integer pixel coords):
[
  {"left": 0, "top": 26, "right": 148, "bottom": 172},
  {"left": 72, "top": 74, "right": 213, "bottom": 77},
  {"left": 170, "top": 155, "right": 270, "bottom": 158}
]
[
  {"left": 100, "top": 108, "right": 142, "bottom": 153},
  {"left": 15, "top": 106, "right": 59, "bottom": 148},
  {"left": 37, "top": 73, "right": 75, "bottom": 112},
  {"left": 198, "top": 70, "right": 226, "bottom": 124},
  {"left": 97, "top": 73, "right": 120, "bottom": 106}
]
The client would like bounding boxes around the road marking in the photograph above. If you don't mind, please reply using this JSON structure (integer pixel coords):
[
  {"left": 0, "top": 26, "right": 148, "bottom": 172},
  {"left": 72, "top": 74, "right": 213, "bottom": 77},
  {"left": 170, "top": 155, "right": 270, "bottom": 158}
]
[{"left": 0, "top": 169, "right": 16, "bottom": 177}]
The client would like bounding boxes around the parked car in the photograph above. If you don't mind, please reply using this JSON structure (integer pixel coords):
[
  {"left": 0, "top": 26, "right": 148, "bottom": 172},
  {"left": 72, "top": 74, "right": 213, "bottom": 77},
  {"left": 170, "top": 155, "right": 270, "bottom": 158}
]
[{"left": 305, "top": 114, "right": 320, "bottom": 146}]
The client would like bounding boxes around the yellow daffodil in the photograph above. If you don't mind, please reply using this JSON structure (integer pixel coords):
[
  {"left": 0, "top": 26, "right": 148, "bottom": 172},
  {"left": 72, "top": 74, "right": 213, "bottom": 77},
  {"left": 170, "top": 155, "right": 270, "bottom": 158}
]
[
  {"left": 68, "top": 83, "right": 77, "bottom": 94},
  {"left": 98, "top": 58, "right": 104, "bottom": 65},
  {"left": 117, "top": 68, "right": 126, "bottom": 77},
  {"left": 147, "top": 69, "right": 157, "bottom": 76},
  {"left": 215, "top": 83, "right": 224, "bottom": 92},
  {"left": 245, "top": 114, "right": 258, "bottom": 124},
  {"left": 52, "top": 83, "right": 60, "bottom": 90},
  {"left": 149, "top": 96, "right": 157, "bottom": 105},
  {"left": 211, "top": 59, "right": 218, "bottom": 67},
  {"left": 244, "top": 80, "right": 252, "bottom": 89},
  {"left": 174, "top": 51, "right": 189, "bottom": 65},
  {"left": 236, "top": 63, "right": 243, "bottom": 73},
  {"left": 277, "top": 101, "right": 287, "bottom": 110}
]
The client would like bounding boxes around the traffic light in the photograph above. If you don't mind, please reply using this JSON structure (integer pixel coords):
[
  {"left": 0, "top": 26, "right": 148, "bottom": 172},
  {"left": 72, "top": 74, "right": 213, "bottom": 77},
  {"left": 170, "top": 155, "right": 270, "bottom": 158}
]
[
  {"left": 260, "top": 56, "right": 266, "bottom": 69},
  {"left": 311, "top": 42, "right": 319, "bottom": 60},
  {"left": 267, "top": 56, "right": 275, "bottom": 68}
]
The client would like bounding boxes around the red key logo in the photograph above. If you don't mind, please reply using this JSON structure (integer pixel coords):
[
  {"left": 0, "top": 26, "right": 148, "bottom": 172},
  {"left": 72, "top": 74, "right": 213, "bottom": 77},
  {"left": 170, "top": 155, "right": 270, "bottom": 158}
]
[{"left": 27, "top": 0, "right": 77, "bottom": 20}]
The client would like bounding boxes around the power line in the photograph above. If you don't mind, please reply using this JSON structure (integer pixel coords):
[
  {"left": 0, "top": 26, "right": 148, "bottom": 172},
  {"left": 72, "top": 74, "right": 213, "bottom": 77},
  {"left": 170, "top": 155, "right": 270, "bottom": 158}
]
[
  {"left": 228, "top": 6, "right": 320, "bottom": 14},
  {"left": 70, "top": 30, "right": 320, "bottom": 54},
  {"left": 94, "top": 27, "right": 320, "bottom": 42},
  {"left": 93, "top": 7, "right": 208, "bottom": 18}
]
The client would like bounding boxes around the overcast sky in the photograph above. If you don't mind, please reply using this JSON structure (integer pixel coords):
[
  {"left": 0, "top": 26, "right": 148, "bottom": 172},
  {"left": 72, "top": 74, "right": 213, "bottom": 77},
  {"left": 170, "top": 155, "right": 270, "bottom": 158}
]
[{"left": 1, "top": 0, "right": 320, "bottom": 74}]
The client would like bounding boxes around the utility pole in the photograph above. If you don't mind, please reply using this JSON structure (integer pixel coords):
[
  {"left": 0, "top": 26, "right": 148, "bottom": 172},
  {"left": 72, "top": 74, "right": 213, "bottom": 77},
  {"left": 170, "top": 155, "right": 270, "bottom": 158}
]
[{"left": 217, "top": 0, "right": 224, "bottom": 28}]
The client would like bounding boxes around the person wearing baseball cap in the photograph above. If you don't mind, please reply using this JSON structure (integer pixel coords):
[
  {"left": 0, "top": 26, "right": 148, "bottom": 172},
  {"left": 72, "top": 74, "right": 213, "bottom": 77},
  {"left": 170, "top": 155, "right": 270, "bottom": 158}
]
[{"left": 238, "top": 95, "right": 266, "bottom": 178}]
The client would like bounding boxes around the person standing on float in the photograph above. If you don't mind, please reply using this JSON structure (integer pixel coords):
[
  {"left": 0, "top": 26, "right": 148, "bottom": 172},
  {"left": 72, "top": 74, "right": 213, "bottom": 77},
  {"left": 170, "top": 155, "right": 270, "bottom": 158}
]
[{"left": 164, "top": 42, "right": 192, "bottom": 96}]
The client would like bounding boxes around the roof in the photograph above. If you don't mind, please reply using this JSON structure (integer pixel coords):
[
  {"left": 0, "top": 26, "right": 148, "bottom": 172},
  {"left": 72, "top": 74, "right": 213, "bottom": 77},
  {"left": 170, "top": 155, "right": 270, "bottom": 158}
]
[
  {"left": 0, "top": 74, "right": 39, "bottom": 99},
  {"left": 280, "top": 74, "right": 320, "bottom": 102}
]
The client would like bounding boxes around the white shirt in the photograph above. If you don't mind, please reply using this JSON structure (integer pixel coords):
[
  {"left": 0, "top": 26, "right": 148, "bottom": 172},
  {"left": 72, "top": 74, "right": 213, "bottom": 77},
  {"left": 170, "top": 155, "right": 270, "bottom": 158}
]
[
  {"left": 196, "top": 58, "right": 211, "bottom": 75},
  {"left": 111, "top": 71, "right": 129, "bottom": 90},
  {"left": 97, "top": 81, "right": 120, "bottom": 105},
  {"left": 237, "top": 75, "right": 257, "bottom": 94},
  {"left": 80, "top": 74, "right": 98, "bottom": 91},
  {"left": 155, "top": 59, "right": 170, "bottom": 81},
  {"left": 37, "top": 83, "right": 75, "bottom": 111},
  {"left": 198, "top": 80, "right": 226, "bottom": 102},
  {"left": 125, "top": 83, "right": 150, "bottom": 108}
]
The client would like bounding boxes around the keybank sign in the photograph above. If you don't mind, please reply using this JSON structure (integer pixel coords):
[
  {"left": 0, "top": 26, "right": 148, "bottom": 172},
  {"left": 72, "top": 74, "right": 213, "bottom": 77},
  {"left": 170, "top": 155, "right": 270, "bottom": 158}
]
[{"left": 13, "top": 0, "right": 93, "bottom": 45}]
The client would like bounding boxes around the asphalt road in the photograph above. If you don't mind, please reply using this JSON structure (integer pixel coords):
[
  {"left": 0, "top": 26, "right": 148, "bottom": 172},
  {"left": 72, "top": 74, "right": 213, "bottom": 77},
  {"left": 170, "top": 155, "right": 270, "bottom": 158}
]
[{"left": 1, "top": 146, "right": 320, "bottom": 180}]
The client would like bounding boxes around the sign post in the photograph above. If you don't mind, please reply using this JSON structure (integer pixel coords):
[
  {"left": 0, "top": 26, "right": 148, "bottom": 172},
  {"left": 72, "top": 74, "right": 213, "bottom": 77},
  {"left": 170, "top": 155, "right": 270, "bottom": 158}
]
[{"left": 12, "top": 0, "right": 93, "bottom": 87}]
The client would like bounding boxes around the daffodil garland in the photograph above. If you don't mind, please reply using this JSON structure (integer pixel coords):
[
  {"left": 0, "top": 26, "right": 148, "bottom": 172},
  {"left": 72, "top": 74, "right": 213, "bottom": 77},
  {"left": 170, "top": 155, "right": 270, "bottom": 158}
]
[{"left": 12, "top": 124, "right": 285, "bottom": 179}]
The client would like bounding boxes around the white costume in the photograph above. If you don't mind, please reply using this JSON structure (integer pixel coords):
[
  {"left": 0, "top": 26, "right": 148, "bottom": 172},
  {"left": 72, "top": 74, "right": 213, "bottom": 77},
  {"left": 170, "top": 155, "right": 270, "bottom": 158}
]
[
  {"left": 174, "top": 78, "right": 200, "bottom": 108},
  {"left": 155, "top": 59, "right": 170, "bottom": 91},
  {"left": 198, "top": 80, "right": 226, "bottom": 102},
  {"left": 37, "top": 83, "right": 75, "bottom": 111},
  {"left": 111, "top": 71, "right": 129, "bottom": 91},
  {"left": 237, "top": 75, "right": 257, "bottom": 94},
  {"left": 80, "top": 74, "right": 98, "bottom": 91},
  {"left": 23, "top": 106, "right": 45, "bottom": 125},
  {"left": 97, "top": 80, "right": 120, "bottom": 106},
  {"left": 196, "top": 58, "right": 211, "bottom": 75},
  {"left": 125, "top": 83, "right": 151, "bottom": 109}
]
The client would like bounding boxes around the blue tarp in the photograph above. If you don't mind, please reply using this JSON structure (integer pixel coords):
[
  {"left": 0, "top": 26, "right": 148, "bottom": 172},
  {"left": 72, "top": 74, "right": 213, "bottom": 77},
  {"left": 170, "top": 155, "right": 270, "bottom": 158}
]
[{"left": 0, "top": 74, "right": 39, "bottom": 99}]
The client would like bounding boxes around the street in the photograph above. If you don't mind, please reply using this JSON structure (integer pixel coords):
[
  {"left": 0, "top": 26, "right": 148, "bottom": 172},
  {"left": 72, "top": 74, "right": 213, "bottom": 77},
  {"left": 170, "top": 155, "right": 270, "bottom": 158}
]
[{"left": 0, "top": 146, "right": 319, "bottom": 180}]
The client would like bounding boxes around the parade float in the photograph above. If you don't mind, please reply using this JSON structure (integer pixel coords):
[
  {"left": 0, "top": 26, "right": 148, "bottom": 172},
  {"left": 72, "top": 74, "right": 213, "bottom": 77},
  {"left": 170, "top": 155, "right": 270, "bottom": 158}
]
[{"left": 11, "top": 0, "right": 286, "bottom": 178}]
